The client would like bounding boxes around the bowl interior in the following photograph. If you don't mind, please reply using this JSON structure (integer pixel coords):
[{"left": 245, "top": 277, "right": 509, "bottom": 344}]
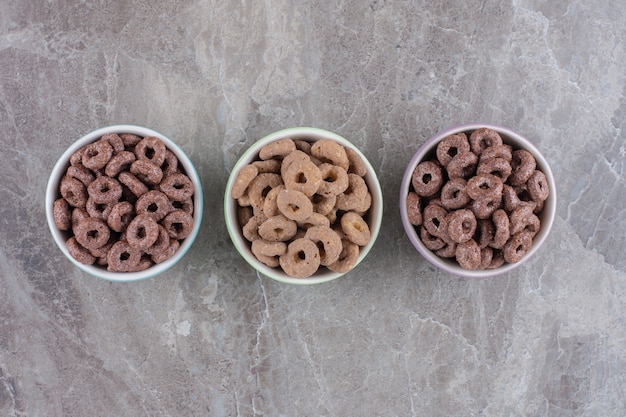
[
  {"left": 224, "top": 127, "right": 383, "bottom": 285},
  {"left": 400, "top": 123, "right": 556, "bottom": 278},
  {"left": 46, "top": 124, "right": 203, "bottom": 282}
]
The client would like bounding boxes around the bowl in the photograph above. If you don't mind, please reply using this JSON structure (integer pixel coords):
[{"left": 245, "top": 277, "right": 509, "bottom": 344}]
[
  {"left": 46, "top": 124, "right": 203, "bottom": 282},
  {"left": 224, "top": 127, "right": 383, "bottom": 285},
  {"left": 400, "top": 123, "right": 556, "bottom": 278}
]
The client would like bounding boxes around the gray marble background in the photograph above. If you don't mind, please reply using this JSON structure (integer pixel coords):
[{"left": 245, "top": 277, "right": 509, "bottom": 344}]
[{"left": 1, "top": 0, "right": 625, "bottom": 416}]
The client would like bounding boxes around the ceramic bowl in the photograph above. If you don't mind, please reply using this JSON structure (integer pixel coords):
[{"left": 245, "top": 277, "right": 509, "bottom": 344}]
[
  {"left": 224, "top": 127, "right": 383, "bottom": 285},
  {"left": 400, "top": 123, "right": 556, "bottom": 277},
  {"left": 46, "top": 124, "right": 203, "bottom": 282}
]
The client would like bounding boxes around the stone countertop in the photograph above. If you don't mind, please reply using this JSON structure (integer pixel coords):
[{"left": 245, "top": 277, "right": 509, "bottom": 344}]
[{"left": 1, "top": 1, "right": 625, "bottom": 416}]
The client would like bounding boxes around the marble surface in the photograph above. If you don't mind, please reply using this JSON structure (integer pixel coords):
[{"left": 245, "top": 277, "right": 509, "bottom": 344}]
[{"left": 1, "top": 0, "right": 625, "bottom": 416}]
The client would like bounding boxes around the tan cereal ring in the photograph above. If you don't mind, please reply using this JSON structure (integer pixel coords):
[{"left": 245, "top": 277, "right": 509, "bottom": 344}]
[
  {"left": 159, "top": 172, "right": 194, "bottom": 201},
  {"left": 340, "top": 211, "right": 371, "bottom": 246},
  {"left": 440, "top": 178, "right": 471, "bottom": 210},
  {"left": 294, "top": 139, "right": 312, "bottom": 154},
  {"left": 280, "top": 150, "right": 310, "bottom": 178},
  {"left": 107, "top": 240, "right": 142, "bottom": 272},
  {"left": 104, "top": 151, "right": 136, "bottom": 178},
  {"left": 411, "top": 160, "right": 443, "bottom": 197},
  {"left": 247, "top": 173, "right": 283, "bottom": 211},
  {"left": 107, "top": 201, "right": 134, "bottom": 232},
  {"left": 60, "top": 176, "right": 88, "bottom": 208},
  {"left": 73, "top": 217, "right": 111, "bottom": 251},
  {"left": 82, "top": 139, "right": 114, "bottom": 170},
  {"left": 136, "top": 190, "right": 173, "bottom": 221},
  {"left": 282, "top": 159, "right": 322, "bottom": 197},
  {"left": 279, "top": 238, "right": 321, "bottom": 278},
  {"left": 455, "top": 239, "right": 481, "bottom": 270},
  {"left": 476, "top": 157, "right": 512, "bottom": 183},
  {"left": 310, "top": 193, "right": 336, "bottom": 216},
  {"left": 130, "top": 159, "right": 163, "bottom": 185},
  {"left": 469, "top": 128, "right": 503, "bottom": 155},
  {"left": 67, "top": 165, "right": 95, "bottom": 187},
  {"left": 251, "top": 239, "right": 287, "bottom": 268},
  {"left": 134, "top": 136, "right": 167, "bottom": 167},
  {"left": 66, "top": 236, "right": 96, "bottom": 265},
  {"left": 345, "top": 147, "right": 367, "bottom": 176},
  {"left": 53, "top": 198, "right": 72, "bottom": 231},
  {"left": 446, "top": 151, "right": 478, "bottom": 180},
  {"left": 446, "top": 209, "right": 476, "bottom": 244},
  {"left": 297, "top": 212, "right": 331, "bottom": 229},
  {"left": 85, "top": 197, "right": 114, "bottom": 221},
  {"left": 327, "top": 239, "right": 360, "bottom": 273},
  {"left": 509, "top": 149, "right": 537, "bottom": 186},
  {"left": 237, "top": 206, "right": 254, "bottom": 229},
  {"left": 259, "top": 138, "right": 296, "bottom": 160},
  {"left": 126, "top": 214, "right": 160, "bottom": 250},
  {"left": 336, "top": 173, "right": 368, "bottom": 211},
  {"left": 87, "top": 176, "right": 123, "bottom": 204},
  {"left": 490, "top": 209, "right": 510, "bottom": 249},
  {"left": 317, "top": 163, "right": 349, "bottom": 197},
  {"left": 231, "top": 164, "right": 259, "bottom": 200},
  {"left": 503, "top": 231, "right": 533, "bottom": 263},
  {"left": 466, "top": 174, "right": 503, "bottom": 202},
  {"left": 305, "top": 225, "right": 343, "bottom": 266},
  {"left": 406, "top": 191, "right": 422, "bottom": 226},
  {"left": 242, "top": 214, "right": 267, "bottom": 242},
  {"left": 436, "top": 133, "right": 470, "bottom": 167},
  {"left": 276, "top": 189, "right": 314, "bottom": 222},
  {"left": 252, "top": 159, "right": 281, "bottom": 174},
  {"left": 526, "top": 170, "right": 550, "bottom": 202},
  {"left": 162, "top": 210, "right": 194, "bottom": 240},
  {"left": 258, "top": 214, "right": 297, "bottom": 242},
  {"left": 311, "top": 139, "right": 350, "bottom": 170},
  {"left": 118, "top": 171, "right": 149, "bottom": 197},
  {"left": 262, "top": 184, "right": 285, "bottom": 217}
]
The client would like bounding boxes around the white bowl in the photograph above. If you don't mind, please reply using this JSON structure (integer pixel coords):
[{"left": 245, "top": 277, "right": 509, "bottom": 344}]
[
  {"left": 400, "top": 123, "right": 556, "bottom": 278},
  {"left": 46, "top": 125, "right": 203, "bottom": 282},
  {"left": 224, "top": 127, "right": 383, "bottom": 285}
]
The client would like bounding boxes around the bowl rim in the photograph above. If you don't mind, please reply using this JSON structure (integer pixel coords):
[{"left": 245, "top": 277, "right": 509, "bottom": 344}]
[
  {"left": 45, "top": 124, "right": 203, "bottom": 282},
  {"left": 224, "top": 126, "right": 383, "bottom": 285},
  {"left": 399, "top": 122, "right": 557, "bottom": 278}
]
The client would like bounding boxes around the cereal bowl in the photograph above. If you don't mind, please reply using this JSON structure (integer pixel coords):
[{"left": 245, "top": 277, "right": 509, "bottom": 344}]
[
  {"left": 224, "top": 127, "right": 383, "bottom": 285},
  {"left": 400, "top": 123, "right": 556, "bottom": 278},
  {"left": 46, "top": 125, "right": 203, "bottom": 282}
]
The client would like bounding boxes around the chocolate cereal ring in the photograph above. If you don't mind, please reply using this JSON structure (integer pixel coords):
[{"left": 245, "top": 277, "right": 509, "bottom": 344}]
[
  {"left": 130, "top": 160, "right": 163, "bottom": 185},
  {"left": 107, "top": 240, "right": 142, "bottom": 272},
  {"left": 259, "top": 138, "right": 296, "bottom": 160},
  {"left": 411, "top": 160, "right": 443, "bottom": 197},
  {"left": 160, "top": 172, "right": 194, "bottom": 201},
  {"left": 480, "top": 247, "right": 494, "bottom": 269},
  {"left": 503, "top": 231, "right": 533, "bottom": 263},
  {"left": 151, "top": 239, "right": 180, "bottom": 264},
  {"left": 406, "top": 192, "right": 422, "bottom": 226},
  {"left": 420, "top": 226, "right": 446, "bottom": 251},
  {"left": 169, "top": 197, "right": 194, "bottom": 216},
  {"left": 60, "top": 176, "right": 88, "bottom": 208},
  {"left": 475, "top": 219, "right": 495, "bottom": 249},
  {"left": 66, "top": 236, "right": 96, "bottom": 265},
  {"left": 340, "top": 212, "right": 371, "bottom": 246},
  {"left": 446, "top": 209, "right": 476, "bottom": 244},
  {"left": 490, "top": 209, "right": 510, "bottom": 249},
  {"left": 73, "top": 218, "right": 111, "bottom": 251},
  {"left": 477, "top": 157, "right": 512, "bottom": 183},
  {"left": 85, "top": 197, "right": 114, "bottom": 221},
  {"left": 136, "top": 190, "right": 173, "bottom": 221},
  {"left": 231, "top": 164, "right": 259, "bottom": 200},
  {"left": 126, "top": 214, "right": 160, "bottom": 250},
  {"left": 509, "top": 205, "right": 541, "bottom": 237},
  {"left": 101, "top": 133, "right": 125, "bottom": 154},
  {"left": 258, "top": 214, "right": 297, "bottom": 242},
  {"left": 336, "top": 174, "right": 369, "bottom": 211},
  {"left": 455, "top": 239, "right": 481, "bottom": 270},
  {"left": 82, "top": 139, "right": 114, "bottom": 170},
  {"left": 502, "top": 184, "right": 522, "bottom": 213},
  {"left": 104, "top": 151, "right": 136, "bottom": 177},
  {"left": 317, "top": 163, "right": 349, "bottom": 197},
  {"left": 276, "top": 189, "right": 313, "bottom": 222},
  {"left": 509, "top": 149, "right": 537, "bottom": 186},
  {"left": 469, "top": 128, "right": 503, "bottom": 155},
  {"left": 282, "top": 159, "right": 322, "bottom": 197},
  {"left": 120, "top": 133, "right": 143, "bottom": 148},
  {"left": 527, "top": 170, "right": 550, "bottom": 202},
  {"left": 436, "top": 133, "right": 470, "bottom": 167},
  {"left": 71, "top": 207, "right": 90, "bottom": 225},
  {"left": 311, "top": 139, "right": 350, "bottom": 170},
  {"left": 161, "top": 150, "right": 179, "bottom": 177},
  {"left": 488, "top": 250, "right": 506, "bottom": 269},
  {"left": 70, "top": 146, "right": 87, "bottom": 166},
  {"left": 466, "top": 174, "right": 503, "bottom": 202},
  {"left": 134, "top": 136, "right": 166, "bottom": 167},
  {"left": 107, "top": 201, "right": 134, "bottom": 232},
  {"left": 435, "top": 240, "right": 458, "bottom": 258},
  {"left": 162, "top": 210, "right": 194, "bottom": 240},
  {"left": 305, "top": 225, "right": 343, "bottom": 266},
  {"left": 67, "top": 165, "right": 95, "bottom": 187},
  {"left": 447, "top": 151, "right": 478, "bottom": 180},
  {"left": 87, "top": 176, "right": 123, "bottom": 204},
  {"left": 251, "top": 239, "right": 287, "bottom": 268},
  {"left": 479, "top": 144, "right": 513, "bottom": 163},
  {"left": 144, "top": 225, "right": 170, "bottom": 256},
  {"left": 470, "top": 197, "right": 501, "bottom": 220},
  {"left": 440, "top": 178, "right": 471, "bottom": 210},
  {"left": 279, "top": 238, "right": 321, "bottom": 278},
  {"left": 422, "top": 204, "right": 449, "bottom": 238},
  {"left": 53, "top": 198, "right": 72, "bottom": 231},
  {"left": 327, "top": 239, "right": 360, "bottom": 273},
  {"left": 118, "top": 171, "right": 149, "bottom": 197}
]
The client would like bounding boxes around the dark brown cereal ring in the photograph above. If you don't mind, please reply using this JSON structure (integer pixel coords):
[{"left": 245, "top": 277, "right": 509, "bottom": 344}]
[
  {"left": 161, "top": 150, "right": 179, "bottom": 177},
  {"left": 477, "top": 157, "right": 512, "bottom": 183},
  {"left": 159, "top": 172, "right": 194, "bottom": 201},
  {"left": 446, "top": 209, "right": 476, "bottom": 244},
  {"left": 509, "top": 205, "right": 541, "bottom": 236},
  {"left": 305, "top": 225, "right": 343, "bottom": 266},
  {"left": 475, "top": 219, "right": 495, "bottom": 249},
  {"left": 294, "top": 139, "right": 312, "bottom": 154},
  {"left": 128, "top": 254, "right": 154, "bottom": 272},
  {"left": 136, "top": 190, "right": 173, "bottom": 221},
  {"left": 66, "top": 236, "right": 96, "bottom": 265},
  {"left": 503, "top": 231, "right": 533, "bottom": 263},
  {"left": 252, "top": 159, "right": 281, "bottom": 174},
  {"left": 447, "top": 151, "right": 478, "bottom": 180},
  {"left": 89, "top": 239, "right": 113, "bottom": 262},
  {"left": 144, "top": 225, "right": 170, "bottom": 256},
  {"left": 53, "top": 198, "right": 71, "bottom": 231},
  {"left": 282, "top": 159, "right": 322, "bottom": 197},
  {"left": 71, "top": 207, "right": 90, "bottom": 225},
  {"left": 152, "top": 239, "right": 180, "bottom": 264},
  {"left": 466, "top": 174, "right": 503, "bottom": 202},
  {"left": 107, "top": 240, "right": 142, "bottom": 272},
  {"left": 411, "top": 160, "right": 443, "bottom": 197},
  {"left": 87, "top": 176, "right": 123, "bottom": 204},
  {"left": 340, "top": 212, "right": 371, "bottom": 246},
  {"left": 104, "top": 151, "right": 136, "bottom": 178},
  {"left": 276, "top": 189, "right": 314, "bottom": 222},
  {"left": 310, "top": 193, "right": 336, "bottom": 216},
  {"left": 120, "top": 133, "right": 143, "bottom": 148},
  {"left": 479, "top": 144, "right": 513, "bottom": 163},
  {"left": 242, "top": 214, "right": 267, "bottom": 242},
  {"left": 327, "top": 239, "right": 360, "bottom": 273},
  {"left": 490, "top": 209, "right": 510, "bottom": 249},
  {"left": 406, "top": 191, "right": 422, "bottom": 226},
  {"left": 455, "top": 239, "right": 481, "bottom": 270},
  {"left": 170, "top": 197, "right": 194, "bottom": 216},
  {"left": 336, "top": 173, "right": 369, "bottom": 211},
  {"left": 345, "top": 147, "right": 368, "bottom": 176},
  {"left": 420, "top": 226, "right": 446, "bottom": 251},
  {"left": 311, "top": 139, "right": 350, "bottom": 170},
  {"left": 509, "top": 149, "right": 537, "bottom": 186},
  {"left": 130, "top": 159, "right": 163, "bottom": 185},
  {"left": 107, "top": 201, "right": 134, "bottom": 232},
  {"left": 231, "top": 164, "right": 259, "bottom": 199},
  {"left": 470, "top": 197, "right": 501, "bottom": 220},
  {"left": 502, "top": 184, "right": 522, "bottom": 213},
  {"left": 262, "top": 184, "right": 285, "bottom": 217},
  {"left": 317, "top": 163, "right": 349, "bottom": 197},
  {"left": 247, "top": 173, "right": 283, "bottom": 211},
  {"left": 162, "top": 210, "right": 194, "bottom": 240},
  {"left": 126, "top": 214, "right": 160, "bottom": 250},
  {"left": 435, "top": 241, "right": 457, "bottom": 258},
  {"left": 134, "top": 136, "right": 167, "bottom": 167},
  {"left": 70, "top": 146, "right": 87, "bottom": 166},
  {"left": 436, "top": 133, "right": 470, "bottom": 167},
  {"left": 469, "top": 128, "right": 503, "bottom": 155},
  {"left": 440, "top": 178, "right": 471, "bottom": 210},
  {"left": 527, "top": 170, "right": 550, "bottom": 202},
  {"left": 422, "top": 204, "right": 449, "bottom": 238},
  {"left": 251, "top": 239, "right": 288, "bottom": 268},
  {"left": 297, "top": 212, "right": 331, "bottom": 229},
  {"left": 259, "top": 138, "right": 296, "bottom": 160},
  {"left": 480, "top": 247, "right": 494, "bottom": 269},
  {"left": 67, "top": 165, "right": 95, "bottom": 187},
  {"left": 279, "top": 238, "right": 321, "bottom": 278},
  {"left": 118, "top": 171, "right": 149, "bottom": 197},
  {"left": 101, "top": 133, "right": 125, "bottom": 154},
  {"left": 73, "top": 218, "right": 111, "bottom": 251},
  {"left": 60, "top": 176, "right": 88, "bottom": 208},
  {"left": 258, "top": 214, "right": 297, "bottom": 242},
  {"left": 82, "top": 139, "right": 114, "bottom": 170},
  {"left": 85, "top": 197, "right": 114, "bottom": 221},
  {"left": 488, "top": 250, "right": 506, "bottom": 269}
]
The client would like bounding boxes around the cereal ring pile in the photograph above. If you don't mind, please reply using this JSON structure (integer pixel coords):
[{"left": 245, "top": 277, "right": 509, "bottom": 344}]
[
  {"left": 406, "top": 128, "right": 550, "bottom": 270},
  {"left": 53, "top": 133, "right": 195, "bottom": 272},
  {"left": 233, "top": 138, "right": 373, "bottom": 278}
]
